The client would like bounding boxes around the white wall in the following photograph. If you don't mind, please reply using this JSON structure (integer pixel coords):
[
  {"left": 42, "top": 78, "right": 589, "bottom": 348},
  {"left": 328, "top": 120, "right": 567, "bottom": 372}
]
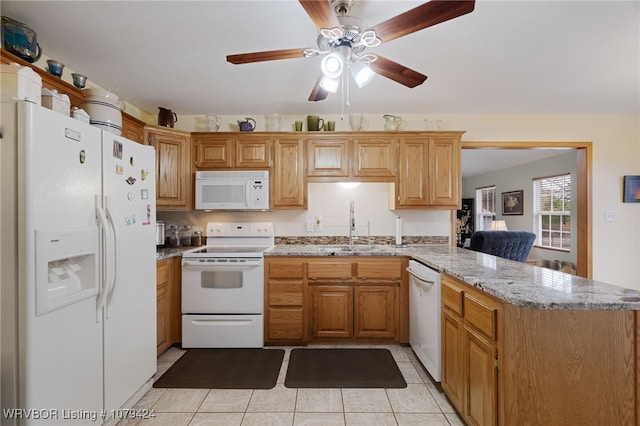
[
  {"left": 462, "top": 151, "right": 578, "bottom": 265},
  {"left": 170, "top": 112, "right": 640, "bottom": 291}
]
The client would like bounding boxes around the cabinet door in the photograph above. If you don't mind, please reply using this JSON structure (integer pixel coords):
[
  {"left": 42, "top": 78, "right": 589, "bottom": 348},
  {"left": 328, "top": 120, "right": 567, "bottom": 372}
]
[
  {"left": 428, "top": 137, "right": 460, "bottom": 207},
  {"left": 464, "top": 326, "right": 497, "bottom": 426},
  {"left": 272, "top": 138, "right": 307, "bottom": 209},
  {"left": 121, "top": 112, "right": 145, "bottom": 144},
  {"left": 352, "top": 138, "right": 396, "bottom": 178},
  {"left": 397, "top": 138, "right": 429, "bottom": 206},
  {"left": 354, "top": 286, "right": 397, "bottom": 339},
  {"left": 307, "top": 138, "right": 350, "bottom": 177},
  {"left": 156, "top": 259, "right": 172, "bottom": 356},
  {"left": 147, "top": 128, "right": 191, "bottom": 209},
  {"left": 194, "top": 137, "right": 234, "bottom": 168},
  {"left": 236, "top": 139, "right": 271, "bottom": 168},
  {"left": 312, "top": 286, "right": 353, "bottom": 338},
  {"left": 441, "top": 309, "right": 465, "bottom": 414}
]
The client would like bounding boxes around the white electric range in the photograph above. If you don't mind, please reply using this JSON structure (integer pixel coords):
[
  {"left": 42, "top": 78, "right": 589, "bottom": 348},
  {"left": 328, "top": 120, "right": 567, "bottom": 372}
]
[{"left": 181, "top": 222, "right": 274, "bottom": 348}]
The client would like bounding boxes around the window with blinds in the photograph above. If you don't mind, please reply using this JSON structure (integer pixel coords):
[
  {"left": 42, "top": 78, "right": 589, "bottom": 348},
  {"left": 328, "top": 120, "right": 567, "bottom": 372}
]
[
  {"left": 533, "top": 173, "right": 571, "bottom": 250},
  {"left": 475, "top": 186, "right": 496, "bottom": 231}
]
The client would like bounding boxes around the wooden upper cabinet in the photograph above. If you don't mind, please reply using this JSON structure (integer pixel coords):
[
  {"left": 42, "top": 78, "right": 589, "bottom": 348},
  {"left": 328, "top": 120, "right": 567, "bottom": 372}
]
[
  {"left": 397, "top": 138, "right": 429, "bottom": 207},
  {"left": 194, "top": 137, "right": 233, "bottom": 168},
  {"left": 393, "top": 134, "right": 462, "bottom": 209},
  {"left": 428, "top": 137, "right": 460, "bottom": 207},
  {"left": 192, "top": 134, "right": 270, "bottom": 169},
  {"left": 272, "top": 138, "right": 306, "bottom": 209},
  {"left": 145, "top": 126, "right": 191, "bottom": 210},
  {"left": 307, "top": 138, "right": 350, "bottom": 177},
  {"left": 236, "top": 139, "right": 271, "bottom": 168},
  {"left": 121, "top": 112, "right": 146, "bottom": 144},
  {"left": 352, "top": 138, "right": 396, "bottom": 179}
]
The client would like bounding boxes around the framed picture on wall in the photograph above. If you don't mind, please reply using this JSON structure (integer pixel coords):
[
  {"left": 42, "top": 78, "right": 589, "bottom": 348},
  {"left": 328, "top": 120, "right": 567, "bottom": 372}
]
[
  {"left": 502, "top": 190, "right": 523, "bottom": 215},
  {"left": 623, "top": 176, "right": 640, "bottom": 202}
]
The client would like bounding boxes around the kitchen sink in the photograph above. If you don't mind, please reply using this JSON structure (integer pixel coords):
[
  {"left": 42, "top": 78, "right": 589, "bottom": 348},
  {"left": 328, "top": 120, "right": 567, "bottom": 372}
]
[{"left": 316, "top": 245, "right": 381, "bottom": 254}]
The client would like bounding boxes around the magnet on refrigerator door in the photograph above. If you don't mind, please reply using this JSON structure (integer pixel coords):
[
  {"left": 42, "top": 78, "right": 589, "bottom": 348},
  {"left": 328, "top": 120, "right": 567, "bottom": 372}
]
[
  {"left": 125, "top": 176, "right": 136, "bottom": 185},
  {"left": 143, "top": 204, "right": 151, "bottom": 225},
  {"left": 141, "top": 169, "right": 149, "bottom": 181},
  {"left": 116, "top": 164, "right": 124, "bottom": 174},
  {"left": 113, "top": 141, "right": 123, "bottom": 159},
  {"left": 141, "top": 188, "right": 148, "bottom": 200},
  {"left": 79, "top": 149, "right": 86, "bottom": 164}
]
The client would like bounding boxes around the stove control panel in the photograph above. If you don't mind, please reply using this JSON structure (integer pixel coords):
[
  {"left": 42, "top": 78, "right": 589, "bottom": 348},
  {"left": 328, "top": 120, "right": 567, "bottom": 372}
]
[{"left": 205, "top": 222, "right": 274, "bottom": 238}]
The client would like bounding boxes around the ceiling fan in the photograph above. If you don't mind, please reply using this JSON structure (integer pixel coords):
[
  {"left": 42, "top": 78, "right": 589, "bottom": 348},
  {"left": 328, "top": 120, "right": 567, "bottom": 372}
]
[{"left": 227, "top": 0, "right": 475, "bottom": 102}]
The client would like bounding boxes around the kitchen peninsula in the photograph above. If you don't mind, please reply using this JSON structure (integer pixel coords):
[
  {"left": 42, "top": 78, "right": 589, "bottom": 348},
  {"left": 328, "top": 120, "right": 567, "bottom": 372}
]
[{"left": 264, "top": 244, "right": 640, "bottom": 426}]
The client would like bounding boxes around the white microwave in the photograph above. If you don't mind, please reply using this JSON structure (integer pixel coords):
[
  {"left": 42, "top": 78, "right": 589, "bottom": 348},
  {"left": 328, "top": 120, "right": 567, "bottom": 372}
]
[{"left": 195, "top": 170, "right": 269, "bottom": 210}]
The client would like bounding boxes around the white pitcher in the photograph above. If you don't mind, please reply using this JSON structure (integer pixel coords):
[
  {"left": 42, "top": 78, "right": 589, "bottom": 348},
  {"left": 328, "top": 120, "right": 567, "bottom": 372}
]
[
  {"left": 349, "top": 113, "right": 368, "bottom": 131},
  {"left": 383, "top": 114, "right": 403, "bottom": 131}
]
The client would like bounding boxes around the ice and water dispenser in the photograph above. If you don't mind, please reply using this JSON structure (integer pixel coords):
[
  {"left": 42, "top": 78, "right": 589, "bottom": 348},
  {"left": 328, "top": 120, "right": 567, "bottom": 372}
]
[{"left": 35, "top": 228, "right": 99, "bottom": 316}]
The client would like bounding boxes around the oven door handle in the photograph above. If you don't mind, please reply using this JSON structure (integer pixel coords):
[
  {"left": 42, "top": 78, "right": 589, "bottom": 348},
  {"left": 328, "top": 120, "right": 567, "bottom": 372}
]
[{"left": 182, "top": 260, "right": 262, "bottom": 268}]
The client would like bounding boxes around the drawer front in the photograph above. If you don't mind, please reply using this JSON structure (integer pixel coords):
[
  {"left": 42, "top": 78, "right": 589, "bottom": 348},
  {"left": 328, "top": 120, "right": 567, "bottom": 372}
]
[
  {"left": 464, "top": 294, "right": 497, "bottom": 339},
  {"left": 356, "top": 260, "right": 402, "bottom": 280},
  {"left": 268, "top": 307, "right": 303, "bottom": 340},
  {"left": 269, "top": 281, "right": 303, "bottom": 306},
  {"left": 268, "top": 259, "right": 304, "bottom": 279},
  {"left": 308, "top": 261, "right": 353, "bottom": 280},
  {"left": 441, "top": 281, "right": 464, "bottom": 315}
]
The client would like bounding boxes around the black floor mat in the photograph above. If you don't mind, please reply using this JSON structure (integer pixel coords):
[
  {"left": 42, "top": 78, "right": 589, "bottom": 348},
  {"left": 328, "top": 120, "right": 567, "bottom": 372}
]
[
  {"left": 154, "top": 348, "right": 284, "bottom": 389},
  {"left": 284, "top": 348, "right": 407, "bottom": 388}
]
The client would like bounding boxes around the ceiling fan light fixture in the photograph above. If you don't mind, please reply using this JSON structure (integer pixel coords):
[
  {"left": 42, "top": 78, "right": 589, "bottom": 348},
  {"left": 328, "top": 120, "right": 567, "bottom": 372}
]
[
  {"left": 351, "top": 60, "right": 375, "bottom": 88},
  {"left": 360, "top": 30, "right": 381, "bottom": 47},
  {"left": 320, "top": 27, "right": 344, "bottom": 41},
  {"left": 319, "top": 76, "right": 340, "bottom": 93},
  {"left": 321, "top": 52, "right": 344, "bottom": 79}
]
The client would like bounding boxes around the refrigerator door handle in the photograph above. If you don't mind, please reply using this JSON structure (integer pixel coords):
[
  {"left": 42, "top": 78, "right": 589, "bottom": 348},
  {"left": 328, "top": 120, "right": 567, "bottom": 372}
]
[
  {"left": 105, "top": 197, "right": 119, "bottom": 318},
  {"left": 95, "top": 196, "right": 111, "bottom": 319}
]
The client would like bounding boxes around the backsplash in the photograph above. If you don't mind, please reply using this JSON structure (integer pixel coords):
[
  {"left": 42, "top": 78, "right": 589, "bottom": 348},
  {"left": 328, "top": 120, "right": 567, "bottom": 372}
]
[
  {"left": 157, "top": 182, "right": 451, "bottom": 240},
  {"left": 275, "top": 236, "right": 448, "bottom": 245}
]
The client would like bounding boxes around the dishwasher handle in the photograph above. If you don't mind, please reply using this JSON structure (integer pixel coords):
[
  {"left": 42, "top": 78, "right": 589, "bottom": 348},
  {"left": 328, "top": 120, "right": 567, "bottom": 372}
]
[{"left": 406, "top": 266, "right": 436, "bottom": 287}]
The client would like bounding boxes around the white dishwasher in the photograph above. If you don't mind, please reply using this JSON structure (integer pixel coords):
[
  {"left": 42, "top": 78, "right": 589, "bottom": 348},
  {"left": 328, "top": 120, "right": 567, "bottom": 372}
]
[{"left": 407, "top": 260, "right": 442, "bottom": 382}]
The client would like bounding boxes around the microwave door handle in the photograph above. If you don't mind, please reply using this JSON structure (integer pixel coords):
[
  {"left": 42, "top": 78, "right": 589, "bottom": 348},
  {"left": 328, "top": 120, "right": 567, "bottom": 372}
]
[{"left": 245, "top": 181, "right": 252, "bottom": 208}]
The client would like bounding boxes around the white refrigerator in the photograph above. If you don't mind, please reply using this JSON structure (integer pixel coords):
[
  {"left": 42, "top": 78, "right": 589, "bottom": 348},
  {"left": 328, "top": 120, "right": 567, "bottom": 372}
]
[{"left": 1, "top": 101, "right": 157, "bottom": 425}]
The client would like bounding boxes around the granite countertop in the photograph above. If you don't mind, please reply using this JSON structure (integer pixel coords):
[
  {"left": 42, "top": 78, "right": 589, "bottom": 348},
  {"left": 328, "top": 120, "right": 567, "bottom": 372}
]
[
  {"left": 156, "top": 246, "right": 203, "bottom": 260},
  {"left": 265, "top": 244, "right": 640, "bottom": 311}
]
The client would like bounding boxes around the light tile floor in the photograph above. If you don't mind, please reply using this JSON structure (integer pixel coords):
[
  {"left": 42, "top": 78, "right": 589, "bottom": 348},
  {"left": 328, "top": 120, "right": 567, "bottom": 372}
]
[{"left": 120, "top": 345, "right": 465, "bottom": 426}]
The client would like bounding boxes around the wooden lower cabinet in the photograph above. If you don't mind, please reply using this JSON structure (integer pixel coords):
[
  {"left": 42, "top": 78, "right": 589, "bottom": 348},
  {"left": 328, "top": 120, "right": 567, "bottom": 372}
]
[
  {"left": 354, "top": 286, "right": 397, "bottom": 339},
  {"left": 265, "top": 258, "right": 305, "bottom": 343},
  {"left": 265, "top": 256, "right": 408, "bottom": 344},
  {"left": 441, "top": 273, "right": 637, "bottom": 426},
  {"left": 312, "top": 286, "right": 353, "bottom": 338},
  {"left": 156, "top": 257, "right": 181, "bottom": 356}
]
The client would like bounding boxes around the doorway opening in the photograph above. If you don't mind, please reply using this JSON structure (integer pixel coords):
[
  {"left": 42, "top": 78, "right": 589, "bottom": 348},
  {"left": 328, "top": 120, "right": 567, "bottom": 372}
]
[{"left": 459, "top": 141, "right": 592, "bottom": 278}]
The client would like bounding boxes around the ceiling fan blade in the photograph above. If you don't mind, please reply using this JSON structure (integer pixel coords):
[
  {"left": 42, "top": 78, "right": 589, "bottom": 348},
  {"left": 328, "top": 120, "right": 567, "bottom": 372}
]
[
  {"left": 369, "top": 56, "right": 428, "bottom": 88},
  {"left": 369, "top": 0, "right": 475, "bottom": 44},
  {"left": 299, "top": 0, "right": 340, "bottom": 29},
  {"left": 308, "top": 75, "right": 329, "bottom": 102},
  {"left": 227, "top": 48, "right": 306, "bottom": 64}
]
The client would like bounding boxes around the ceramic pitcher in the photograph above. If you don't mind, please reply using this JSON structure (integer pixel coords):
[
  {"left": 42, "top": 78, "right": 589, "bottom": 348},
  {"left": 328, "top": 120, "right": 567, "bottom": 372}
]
[
  {"left": 158, "top": 107, "right": 178, "bottom": 128},
  {"left": 383, "top": 115, "right": 403, "bottom": 131},
  {"left": 238, "top": 117, "right": 256, "bottom": 132}
]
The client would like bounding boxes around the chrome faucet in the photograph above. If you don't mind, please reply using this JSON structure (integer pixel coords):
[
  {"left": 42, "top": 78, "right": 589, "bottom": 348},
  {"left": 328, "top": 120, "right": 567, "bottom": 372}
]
[{"left": 349, "top": 200, "right": 357, "bottom": 247}]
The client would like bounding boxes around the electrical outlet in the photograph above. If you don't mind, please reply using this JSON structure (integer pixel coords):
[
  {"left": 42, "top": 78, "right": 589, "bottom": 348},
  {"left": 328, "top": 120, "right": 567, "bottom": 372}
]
[
  {"left": 605, "top": 210, "right": 617, "bottom": 222},
  {"left": 306, "top": 220, "right": 314, "bottom": 232}
]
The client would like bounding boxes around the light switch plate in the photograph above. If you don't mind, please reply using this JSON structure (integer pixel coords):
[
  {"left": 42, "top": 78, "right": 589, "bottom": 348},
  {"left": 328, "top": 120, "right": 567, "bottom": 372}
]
[{"left": 306, "top": 220, "right": 314, "bottom": 232}]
